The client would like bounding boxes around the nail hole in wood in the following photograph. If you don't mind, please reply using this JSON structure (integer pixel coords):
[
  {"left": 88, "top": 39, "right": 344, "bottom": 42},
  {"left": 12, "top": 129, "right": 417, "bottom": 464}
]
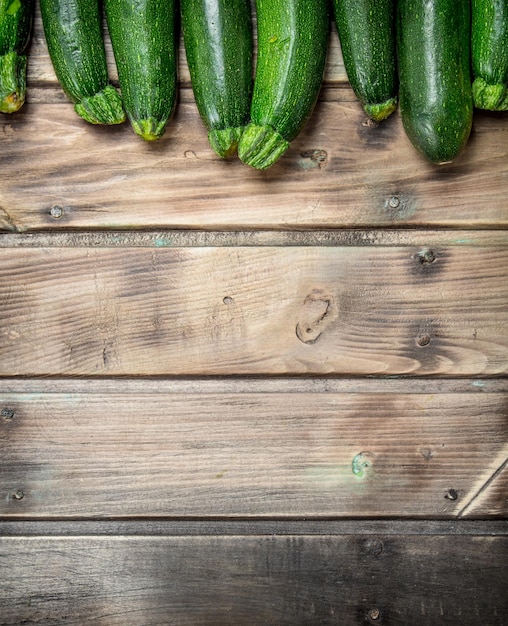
[
  {"left": 417, "top": 335, "right": 431, "bottom": 347},
  {"left": 445, "top": 489, "right": 459, "bottom": 501},
  {"left": 417, "top": 249, "right": 436, "bottom": 265},
  {"left": 1, "top": 408, "right": 14, "bottom": 419},
  {"left": 364, "top": 539, "right": 384, "bottom": 557},
  {"left": 368, "top": 608, "right": 381, "bottom": 621},
  {"left": 49, "top": 205, "right": 64, "bottom": 219}
]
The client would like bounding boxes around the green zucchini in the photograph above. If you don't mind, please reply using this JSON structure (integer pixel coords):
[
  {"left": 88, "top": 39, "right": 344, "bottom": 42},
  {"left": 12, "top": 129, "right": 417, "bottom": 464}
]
[
  {"left": 472, "top": 0, "right": 508, "bottom": 110},
  {"left": 40, "top": 0, "right": 124, "bottom": 125},
  {"left": 181, "top": 0, "right": 253, "bottom": 157},
  {"left": 104, "top": 0, "right": 178, "bottom": 141},
  {"left": 238, "top": 0, "right": 329, "bottom": 170},
  {"left": 331, "top": 0, "right": 397, "bottom": 122},
  {"left": 397, "top": 0, "right": 473, "bottom": 164},
  {"left": 0, "top": 0, "right": 33, "bottom": 113}
]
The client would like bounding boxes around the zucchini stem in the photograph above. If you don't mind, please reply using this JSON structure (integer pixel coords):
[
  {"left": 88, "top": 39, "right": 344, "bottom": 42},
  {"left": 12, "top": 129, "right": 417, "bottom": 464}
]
[{"left": 238, "top": 123, "right": 290, "bottom": 170}]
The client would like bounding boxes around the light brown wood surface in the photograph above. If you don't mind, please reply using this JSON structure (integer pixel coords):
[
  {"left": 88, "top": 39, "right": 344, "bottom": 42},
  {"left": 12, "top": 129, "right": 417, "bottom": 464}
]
[
  {"left": 1, "top": 96, "right": 507, "bottom": 232},
  {"left": 1, "top": 382, "right": 506, "bottom": 518},
  {"left": 1, "top": 244, "right": 506, "bottom": 376}
]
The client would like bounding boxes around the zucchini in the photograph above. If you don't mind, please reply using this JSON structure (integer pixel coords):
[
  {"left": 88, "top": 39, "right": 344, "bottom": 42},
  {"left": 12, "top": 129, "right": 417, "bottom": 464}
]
[
  {"left": 397, "top": 0, "right": 473, "bottom": 164},
  {"left": 472, "top": 0, "right": 508, "bottom": 110},
  {"left": 181, "top": 0, "right": 253, "bottom": 157},
  {"left": 0, "top": 0, "right": 34, "bottom": 113},
  {"left": 238, "top": 0, "right": 329, "bottom": 170},
  {"left": 331, "top": 0, "right": 397, "bottom": 122},
  {"left": 104, "top": 0, "right": 178, "bottom": 141},
  {"left": 40, "top": 0, "right": 124, "bottom": 125}
]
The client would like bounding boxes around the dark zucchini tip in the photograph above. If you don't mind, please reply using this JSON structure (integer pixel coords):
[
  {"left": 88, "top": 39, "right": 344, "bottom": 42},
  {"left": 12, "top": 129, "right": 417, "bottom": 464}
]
[
  {"left": 130, "top": 117, "right": 169, "bottom": 142},
  {"left": 472, "top": 77, "right": 507, "bottom": 111},
  {"left": 402, "top": 114, "right": 473, "bottom": 165},
  {"left": 74, "top": 85, "right": 126, "bottom": 126},
  {"left": 364, "top": 96, "right": 398, "bottom": 122},
  {"left": 208, "top": 127, "right": 245, "bottom": 158},
  {"left": 0, "top": 52, "right": 27, "bottom": 113},
  {"left": 238, "top": 124, "right": 290, "bottom": 170}
]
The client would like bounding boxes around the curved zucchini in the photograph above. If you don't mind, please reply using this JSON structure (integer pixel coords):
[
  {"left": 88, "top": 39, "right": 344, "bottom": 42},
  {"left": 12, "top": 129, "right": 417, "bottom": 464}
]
[
  {"left": 331, "top": 0, "right": 397, "bottom": 122},
  {"left": 238, "top": 0, "right": 329, "bottom": 170},
  {"left": 181, "top": 0, "right": 253, "bottom": 157},
  {"left": 0, "top": 0, "right": 34, "bottom": 113},
  {"left": 40, "top": 0, "right": 124, "bottom": 125},
  {"left": 104, "top": 0, "right": 178, "bottom": 141},
  {"left": 472, "top": 0, "right": 508, "bottom": 110},
  {"left": 397, "top": 0, "right": 473, "bottom": 164}
]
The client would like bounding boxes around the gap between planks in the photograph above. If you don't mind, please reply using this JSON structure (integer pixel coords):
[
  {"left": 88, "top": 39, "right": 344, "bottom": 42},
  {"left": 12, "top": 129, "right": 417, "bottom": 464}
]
[
  {"left": 1, "top": 229, "right": 508, "bottom": 247},
  {"left": 0, "top": 519, "right": 506, "bottom": 537},
  {"left": 1, "top": 377, "right": 507, "bottom": 394}
]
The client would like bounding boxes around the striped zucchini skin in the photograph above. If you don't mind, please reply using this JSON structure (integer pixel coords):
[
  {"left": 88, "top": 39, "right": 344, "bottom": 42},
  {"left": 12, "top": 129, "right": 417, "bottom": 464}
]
[
  {"left": 332, "top": 0, "right": 397, "bottom": 122},
  {"left": 238, "top": 0, "right": 329, "bottom": 170},
  {"left": 104, "top": 0, "right": 178, "bottom": 141},
  {"left": 181, "top": 0, "right": 253, "bottom": 157},
  {"left": 472, "top": 0, "right": 508, "bottom": 110},
  {"left": 397, "top": 0, "right": 473, "bottom": 165},
  {"left": 0, "top": 0, "right": 34, "bottom": 112},
  {"left": 40, "top": 0, "right": 124, "bottom": 125}
]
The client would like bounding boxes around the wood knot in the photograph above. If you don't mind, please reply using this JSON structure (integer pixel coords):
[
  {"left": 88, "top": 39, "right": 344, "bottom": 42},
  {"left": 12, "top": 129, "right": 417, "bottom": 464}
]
[
  {"left": 296, "top": 289, "right": 337, "bottom": 344},
  {"left": 299, "top": 149, "right": 328, "bottom": 169}
]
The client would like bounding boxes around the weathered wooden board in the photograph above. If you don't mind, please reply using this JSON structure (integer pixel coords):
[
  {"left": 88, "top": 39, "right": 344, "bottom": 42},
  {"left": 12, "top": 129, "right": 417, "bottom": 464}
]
[
  {"left": 1, "top": 245, "right": 506, "bottom": 376},
  {"left": 1, "top": 531, "right": 506, "bottom": 625},
  {"left": 1, "top": 383, "right": 506, "bottom": 518},
  {"left": 458, "top": 462, "right": 508, "bottom": 518},
  {"left": 1, "top": 95, "right": 507, "bottom": 232}
]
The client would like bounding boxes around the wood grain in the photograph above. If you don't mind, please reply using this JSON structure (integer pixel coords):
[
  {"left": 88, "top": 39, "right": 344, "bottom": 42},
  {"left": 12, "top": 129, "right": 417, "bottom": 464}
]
[
  {"left": 1, "top": 246, "right": 506, "bottom": 376},
  {"left": 458, "top": 462, "right": 508, "bottom": 518},
  {"left": 1, "top": 533, "right": 506, "bottom": 625},
  {"left": 1, "top": 388, "right": 506, "bottom": 518},
  {"left": 1, "top": 96, "right": 507, "bottom": 231}
]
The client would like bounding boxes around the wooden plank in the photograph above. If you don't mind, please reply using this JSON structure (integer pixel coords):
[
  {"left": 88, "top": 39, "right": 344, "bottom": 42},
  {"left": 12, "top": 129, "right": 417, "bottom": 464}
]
[
  {"left": 0, "top": 533, "right": 506, "bottom": 625},
  {"left": 1, "top": 389, "right": 506, "bottom": 518},
  {"left": 1, "top": 96, "right": 507, "bottom": 231},
  {"left": 1, "top": 246, "right": 506, "bottom": 376},
  {"left": 458, "top": 461, "right": 508, "bottom": 518}
]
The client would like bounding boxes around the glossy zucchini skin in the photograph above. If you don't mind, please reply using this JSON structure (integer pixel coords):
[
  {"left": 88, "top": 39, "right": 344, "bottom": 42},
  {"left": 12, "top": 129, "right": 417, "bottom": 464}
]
[
  {"left": 104, "top": 0, "right": 178, "bottom": 141},
  {"left": 238, "top": 0, "right": 329, "bottom": 170},
  {"left": 181, "top": 0, "right": 253, "bottom": 157},
  {"left": 331, "top": 0, "right": 397, "bottom": 122},
  {"left": 40, "top": 0, "right": 124, "bottom": 125},
  {"left": 397, "top": 0, "right": 473, "bottom": 164},
  {"left": 472, "top": 0, "right": 508, "bottom": 110},
  {"left": 0, "top": 0, "right": 34, "bottom": 113}
]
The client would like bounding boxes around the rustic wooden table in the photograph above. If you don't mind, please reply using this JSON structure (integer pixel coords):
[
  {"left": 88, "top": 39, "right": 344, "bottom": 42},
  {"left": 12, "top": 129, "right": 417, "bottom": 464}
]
[{"left": 1, "top": 8, "right": 507, "bottom": 625}]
